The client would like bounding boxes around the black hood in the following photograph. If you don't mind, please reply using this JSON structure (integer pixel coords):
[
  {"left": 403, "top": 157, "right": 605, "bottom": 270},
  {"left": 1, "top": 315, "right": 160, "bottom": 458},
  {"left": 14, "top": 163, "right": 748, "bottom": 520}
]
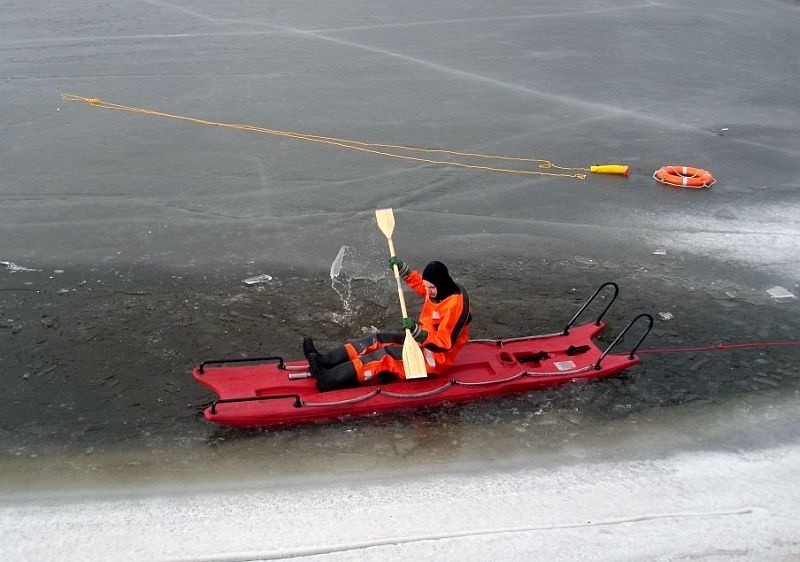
[{"left": 422, "top": 261, "right": 460, "bottom": 302}]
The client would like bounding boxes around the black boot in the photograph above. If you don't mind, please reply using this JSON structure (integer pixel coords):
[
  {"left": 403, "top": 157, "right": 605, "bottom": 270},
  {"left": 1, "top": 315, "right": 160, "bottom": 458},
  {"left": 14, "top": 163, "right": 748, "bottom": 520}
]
[
  {"left": 308, "top": 354, "right": 359, "bottom": 392},
  {"left": 304, "top": 338, "right": 349, "bottom": 368},
  {"left": 317, "top": 346, "right": 349, "bottom": 368},
  {"left": 302, "top": 337, "right": 318, "bottom": 360}
]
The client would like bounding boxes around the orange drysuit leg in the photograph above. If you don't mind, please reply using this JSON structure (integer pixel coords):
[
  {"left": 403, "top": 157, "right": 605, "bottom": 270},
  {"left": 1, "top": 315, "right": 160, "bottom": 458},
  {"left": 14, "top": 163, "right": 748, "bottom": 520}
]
[
  {"left": 344, "top": 332, "right": 404, "bottom": 361},
  {"left": 352, "top": 344, "right": 406, "bottom": 383}
]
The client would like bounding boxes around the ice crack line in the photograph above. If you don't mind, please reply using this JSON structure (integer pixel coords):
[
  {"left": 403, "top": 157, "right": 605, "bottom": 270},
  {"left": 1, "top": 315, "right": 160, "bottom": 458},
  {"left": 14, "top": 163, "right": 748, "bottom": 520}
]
[
  {"left": 309, "top": 1, "right": 663, "bottom": 33},
  {"left": 164, "top": 507, "right": 760, "bottom": 562}
]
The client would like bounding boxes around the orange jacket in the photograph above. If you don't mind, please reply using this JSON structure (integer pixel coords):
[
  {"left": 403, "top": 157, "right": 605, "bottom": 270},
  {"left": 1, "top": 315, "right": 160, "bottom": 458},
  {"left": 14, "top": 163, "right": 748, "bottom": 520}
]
[{"left": 404, "top": 270, "right": 471, "bottom": 373}]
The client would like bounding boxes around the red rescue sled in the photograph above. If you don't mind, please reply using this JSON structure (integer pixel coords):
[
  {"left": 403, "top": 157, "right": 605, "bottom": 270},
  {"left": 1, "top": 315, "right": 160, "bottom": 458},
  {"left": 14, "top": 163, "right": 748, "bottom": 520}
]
[{"left": 192, "top": 282, "right": 652, "bottom": 428}]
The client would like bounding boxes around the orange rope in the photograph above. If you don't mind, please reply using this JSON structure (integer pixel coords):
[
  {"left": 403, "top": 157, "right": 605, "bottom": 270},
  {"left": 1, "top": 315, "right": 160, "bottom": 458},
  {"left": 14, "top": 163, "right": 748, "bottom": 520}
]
[{"left": 60, "top": 93, "right": 589, "bottom": 180}]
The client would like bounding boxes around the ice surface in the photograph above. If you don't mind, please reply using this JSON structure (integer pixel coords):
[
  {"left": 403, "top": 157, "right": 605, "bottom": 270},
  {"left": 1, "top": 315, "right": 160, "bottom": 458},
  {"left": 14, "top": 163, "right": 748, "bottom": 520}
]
[
  {"left": 2, "top": 0, "right": 798, "bottom": 278},
  {"left": 2, "top": 442, "right": 799, "bottom": 561}
]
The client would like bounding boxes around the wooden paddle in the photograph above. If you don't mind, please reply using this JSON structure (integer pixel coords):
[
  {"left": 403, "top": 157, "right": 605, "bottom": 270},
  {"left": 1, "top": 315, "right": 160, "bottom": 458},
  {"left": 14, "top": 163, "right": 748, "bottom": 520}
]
[{"left": 375, "top": 208, "right": 428, "bottom": 379}]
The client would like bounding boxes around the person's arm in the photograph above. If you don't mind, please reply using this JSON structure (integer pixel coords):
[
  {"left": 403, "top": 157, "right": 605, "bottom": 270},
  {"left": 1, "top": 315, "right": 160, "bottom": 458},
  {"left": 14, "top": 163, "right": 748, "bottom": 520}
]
[
  {"left": 388, "top": 256, "right": 426, "bottom": 297},
  {"left": 402, "top": 269, "right": 427, "bottom": 298}
]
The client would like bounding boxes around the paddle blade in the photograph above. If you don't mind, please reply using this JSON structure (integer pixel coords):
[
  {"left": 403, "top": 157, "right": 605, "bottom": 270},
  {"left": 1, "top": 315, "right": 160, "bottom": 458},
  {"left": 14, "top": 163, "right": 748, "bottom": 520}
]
[
  {"left": 402, "top": 330, "right": 428, "bottom": 379},
  {"left": 375, "top": 208, "right": 395, "bottom": 239}
]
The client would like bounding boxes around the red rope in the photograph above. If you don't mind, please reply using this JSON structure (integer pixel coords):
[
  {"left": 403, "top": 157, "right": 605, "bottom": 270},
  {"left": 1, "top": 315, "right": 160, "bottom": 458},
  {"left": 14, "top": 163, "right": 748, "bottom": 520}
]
[{"left": 638, "top": 341, "right": 800, "bottom": 355}]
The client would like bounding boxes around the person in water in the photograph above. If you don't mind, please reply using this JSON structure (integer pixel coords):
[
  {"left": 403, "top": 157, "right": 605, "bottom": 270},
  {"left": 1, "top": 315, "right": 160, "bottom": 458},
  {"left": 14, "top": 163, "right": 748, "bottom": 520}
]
[{"left": 304, "top": 258, "right": 471, "bottom": 391}]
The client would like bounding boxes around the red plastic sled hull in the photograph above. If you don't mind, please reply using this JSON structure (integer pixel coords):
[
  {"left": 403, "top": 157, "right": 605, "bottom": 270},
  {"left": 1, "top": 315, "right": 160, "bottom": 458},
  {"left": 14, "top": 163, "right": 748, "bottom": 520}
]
[{"left": 192, "top": 322, "right": 639, "bottom": 428}]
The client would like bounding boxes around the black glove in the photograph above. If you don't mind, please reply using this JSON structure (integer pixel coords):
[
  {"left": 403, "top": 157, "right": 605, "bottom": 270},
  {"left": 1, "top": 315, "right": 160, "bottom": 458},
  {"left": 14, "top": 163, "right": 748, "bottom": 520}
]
[
  {"left": 402, "top": 317, "right": 427, "bottom": 342},
  {"left": 388, "top": 255, "right": 411, "bottom": 277}
]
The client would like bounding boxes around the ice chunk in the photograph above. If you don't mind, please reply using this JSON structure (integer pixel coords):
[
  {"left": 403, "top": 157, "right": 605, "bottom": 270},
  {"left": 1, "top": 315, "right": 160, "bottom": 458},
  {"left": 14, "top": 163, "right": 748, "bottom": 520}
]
[
  {"left": 767, "top": 286, "right": 796, "bottom": 301},
  {"left": 242, "top": 274, "right": 273, "bottom": 285},
  {"left": 1, "top": 260, "right": 40, "bottom": 272}
]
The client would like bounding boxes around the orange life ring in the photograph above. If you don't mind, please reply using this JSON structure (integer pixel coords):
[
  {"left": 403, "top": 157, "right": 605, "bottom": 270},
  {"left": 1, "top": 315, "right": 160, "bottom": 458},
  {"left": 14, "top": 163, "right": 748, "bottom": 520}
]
[{"left": 653, "top": 165, "right": 715, "bottom": 188}]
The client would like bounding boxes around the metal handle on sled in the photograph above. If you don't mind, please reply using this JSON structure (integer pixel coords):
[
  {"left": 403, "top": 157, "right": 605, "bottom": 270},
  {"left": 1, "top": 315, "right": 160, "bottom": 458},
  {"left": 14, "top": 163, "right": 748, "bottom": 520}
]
[
  {"left": 593, "top": 313, "right": 654, "bottom": 370},
  {"left": 210, "top": 393, "right": 302, "bottom": 414},
  {"left": 197, "top": 355, "right": 286, "bottom": 374},
  {"left": 562, "top": 281, "right": 619, "bottom": 335}
]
